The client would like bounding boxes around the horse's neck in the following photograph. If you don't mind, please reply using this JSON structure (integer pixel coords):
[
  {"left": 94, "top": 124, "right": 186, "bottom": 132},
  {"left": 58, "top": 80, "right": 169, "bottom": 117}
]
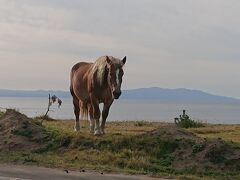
[
  {"left": 91, "top": 80, "right": 112, "bottom": 101},
  {"left": 89, "top": 62, "right": 113, "bottom": 101},
  {"left": 89, "top": 64, "right": 110, "bottom": 91},
  {"left": 93, "top": 62, "right": 108, "bottom": 86},
  {"left": 96, "top": 76, "right": 110, "bottom": 91}
]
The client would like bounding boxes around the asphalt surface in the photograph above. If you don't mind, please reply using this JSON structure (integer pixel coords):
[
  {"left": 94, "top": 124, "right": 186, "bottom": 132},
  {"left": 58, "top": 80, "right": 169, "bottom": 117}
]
[{"left": 0, "top": 164, "right": 166, "bottom": 180}]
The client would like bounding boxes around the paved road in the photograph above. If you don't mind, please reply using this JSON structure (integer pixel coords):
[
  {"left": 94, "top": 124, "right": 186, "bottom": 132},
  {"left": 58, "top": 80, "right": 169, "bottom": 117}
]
[{"left": 0, "top": 164, "right": 167, "bottom": 180}]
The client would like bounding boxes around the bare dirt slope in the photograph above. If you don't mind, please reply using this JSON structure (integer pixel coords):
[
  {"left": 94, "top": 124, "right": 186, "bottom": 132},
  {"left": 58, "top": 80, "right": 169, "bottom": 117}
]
[
  {"left": 147, "top": 126, "right": 240, "bottom": 171},
  {"left": 0, "top": 109, "right": 49, "bottom": 152}
]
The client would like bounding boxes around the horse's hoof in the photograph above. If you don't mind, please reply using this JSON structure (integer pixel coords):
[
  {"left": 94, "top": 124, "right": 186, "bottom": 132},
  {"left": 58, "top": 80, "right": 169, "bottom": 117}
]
[
  {"left": 94, "top": 132, "right": 102, "bottom": 136},
  {"left": 74, "top": 126, "right": 80, "bottom": 132},
  {"left": 90, "top": 126, "right": 95, "bottom": 133},
  {"left": 90, "top": 130, "right": 94, "bottom": 134},
  {"left": 101, "top": 129, "right": 106, "bottom": 135},
  {"left": 94, "top": 129, "right": 103, "bottom": 136}
]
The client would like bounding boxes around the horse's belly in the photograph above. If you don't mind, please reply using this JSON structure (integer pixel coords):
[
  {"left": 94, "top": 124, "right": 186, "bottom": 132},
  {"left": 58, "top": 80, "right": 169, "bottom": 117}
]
[
  {"left": 72, "top": 81, "right": 90, "bottom": 102},
  {"left": 71, "top": 62, "right": 93, "bottom": 102}
]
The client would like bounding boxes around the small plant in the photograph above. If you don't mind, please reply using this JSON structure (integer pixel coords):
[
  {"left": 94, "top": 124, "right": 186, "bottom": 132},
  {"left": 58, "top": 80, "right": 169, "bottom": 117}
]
[
  {"left": 44, "top": 94, "right": 62, "bottom": 116},
  {"left": 39, "top": 94, "right": 62, "bottom": 123},
  {"left": 0, "top": 110, "right": 5, "bottom": 117},
  {"left": 175, "top": 110, "right": 205, "bottom": 128},
  {"left": 192, "top": 143, "right": 205, "bottom": 154},
  {"left": 134, "top": 121, "right": 148, "bottom": 127}
]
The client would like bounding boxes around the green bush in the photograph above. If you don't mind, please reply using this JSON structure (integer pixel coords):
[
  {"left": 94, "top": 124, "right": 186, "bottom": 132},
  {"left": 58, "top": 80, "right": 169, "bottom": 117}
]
[
  {"left": 175, "top": 110, "right": 205, "bottom": 128},
  {"left": 192, "top": 143, "right": 205, "bottom": 154},
  {"left": 134, "top": 121, "right": 148, "bottom": 127}
]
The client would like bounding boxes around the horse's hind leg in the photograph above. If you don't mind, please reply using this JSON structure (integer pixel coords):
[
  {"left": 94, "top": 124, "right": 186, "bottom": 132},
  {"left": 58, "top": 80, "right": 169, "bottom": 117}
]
[
  {"left": 73, "top": 97, "right": 80, "bottom": 131},
  {"left": 89, "top": 105, "right": 95, "bottom": 133}
]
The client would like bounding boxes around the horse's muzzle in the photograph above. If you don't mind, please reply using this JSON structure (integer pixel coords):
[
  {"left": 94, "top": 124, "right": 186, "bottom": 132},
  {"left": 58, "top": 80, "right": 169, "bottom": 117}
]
[{"left": 113, "top": 91, "right": 121, "bottom": 99}]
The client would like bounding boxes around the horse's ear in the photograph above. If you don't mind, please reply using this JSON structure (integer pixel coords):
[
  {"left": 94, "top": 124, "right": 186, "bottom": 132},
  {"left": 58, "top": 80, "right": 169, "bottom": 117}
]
[
  {"left": 106, "top": 56, "right": 112, "bottom": 66},
  {"left": 122, "top": 56, "right": 127, "bottom": 66}
]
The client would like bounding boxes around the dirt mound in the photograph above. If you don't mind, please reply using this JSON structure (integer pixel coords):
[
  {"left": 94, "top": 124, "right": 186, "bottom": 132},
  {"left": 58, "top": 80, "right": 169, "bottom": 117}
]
[
  {"left": 0, "top": 109, "right": 49, "bottom": 152},
  {"left": 148, "top": 125, "right": 200, "bottom": 140},
  {"left": 147, "top": 125, "right": 240, "bottom": 171}
]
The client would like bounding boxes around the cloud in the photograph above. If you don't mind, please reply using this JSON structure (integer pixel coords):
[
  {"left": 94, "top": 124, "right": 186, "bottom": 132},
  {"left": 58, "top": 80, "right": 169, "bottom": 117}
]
[{"left": 0, "top": 0, "right": 240, "bottom": 97}]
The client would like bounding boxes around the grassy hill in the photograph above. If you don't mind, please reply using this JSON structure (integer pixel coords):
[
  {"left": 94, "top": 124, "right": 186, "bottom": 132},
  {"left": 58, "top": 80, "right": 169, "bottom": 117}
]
[{"left": 0, "top": 110, "right": 239, "bottom": 179}]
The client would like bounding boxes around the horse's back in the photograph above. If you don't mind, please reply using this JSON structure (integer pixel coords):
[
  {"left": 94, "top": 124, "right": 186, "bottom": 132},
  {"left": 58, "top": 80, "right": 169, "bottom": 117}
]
[
  {"left": 71, "top": 62, "right": 91, "bottom": 74},
  {"left": 71, "top": 62, "right": 92, "bottom": 80}
]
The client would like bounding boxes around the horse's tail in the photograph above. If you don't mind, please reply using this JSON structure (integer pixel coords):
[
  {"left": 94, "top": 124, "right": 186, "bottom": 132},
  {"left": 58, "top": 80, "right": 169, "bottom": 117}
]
[
  {"left": 80, "top": 101, "right": 89, "bottom": 120},
  {"left": 70, "top": 66, "right": 75, "bottom": 98}
]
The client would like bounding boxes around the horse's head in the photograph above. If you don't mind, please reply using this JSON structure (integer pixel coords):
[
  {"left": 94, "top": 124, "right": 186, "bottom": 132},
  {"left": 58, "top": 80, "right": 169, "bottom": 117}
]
[{"left": 106, "top": 56, "right": 126, "bottom": 99}]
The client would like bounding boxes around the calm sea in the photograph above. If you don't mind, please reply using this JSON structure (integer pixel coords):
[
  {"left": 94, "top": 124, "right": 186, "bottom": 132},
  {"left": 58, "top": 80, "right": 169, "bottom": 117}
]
[{"left": 0, "top": 97, "right": 239, "bottom": 124}]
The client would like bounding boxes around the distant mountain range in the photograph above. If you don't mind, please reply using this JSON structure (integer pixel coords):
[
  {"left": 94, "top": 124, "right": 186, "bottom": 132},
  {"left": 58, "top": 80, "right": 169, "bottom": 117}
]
[
  {"left": 0, "top": 87, "right": 239, "bottom": 104},
  {"left": 121, "top": 87, "right": 240, "bottom": 103}
]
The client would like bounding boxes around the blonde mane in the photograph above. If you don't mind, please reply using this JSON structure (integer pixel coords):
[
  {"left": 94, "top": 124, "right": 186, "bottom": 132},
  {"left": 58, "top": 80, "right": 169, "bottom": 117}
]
[{"left": 91, "top": 56, "right": 122, "bottom": 86}]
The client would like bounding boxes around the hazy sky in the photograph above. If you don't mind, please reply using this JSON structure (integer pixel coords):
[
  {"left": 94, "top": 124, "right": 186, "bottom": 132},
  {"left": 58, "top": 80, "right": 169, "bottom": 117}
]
[{"left": 0, "top": 0, "right": 240, "bottom": 98}]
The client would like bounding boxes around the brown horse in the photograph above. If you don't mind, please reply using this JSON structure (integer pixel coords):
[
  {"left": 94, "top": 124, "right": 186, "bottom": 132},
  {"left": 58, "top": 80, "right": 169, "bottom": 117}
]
[{"left": 70, "top": 56, "right": 126, "bottom": 135}]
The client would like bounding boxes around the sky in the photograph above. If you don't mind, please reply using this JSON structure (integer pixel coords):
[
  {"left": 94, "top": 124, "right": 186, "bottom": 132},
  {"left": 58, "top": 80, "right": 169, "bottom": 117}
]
[{"left": 0, "top": 0, "right": 240, "bottom": 98}]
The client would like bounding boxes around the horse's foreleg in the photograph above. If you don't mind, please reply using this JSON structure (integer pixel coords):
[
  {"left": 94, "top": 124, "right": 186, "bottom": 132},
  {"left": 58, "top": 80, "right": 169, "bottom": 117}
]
[
  {"left": 93, "top": 106, "right": 101, "bottom": 136},
  {"left": 90, "top": 95, "right": 101, "bottom": 136},
  {"left": 101, "top": 101, "right": 113, "bottom": 135},
  {"left": 93, "top": 105, "right": 101, "bottom": 135}
]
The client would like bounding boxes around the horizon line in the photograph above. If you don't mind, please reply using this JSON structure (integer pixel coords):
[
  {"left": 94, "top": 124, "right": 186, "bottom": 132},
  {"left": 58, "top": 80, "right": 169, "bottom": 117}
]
[{"left": 0, "top": 87, "right": 239, "bottom": 100}]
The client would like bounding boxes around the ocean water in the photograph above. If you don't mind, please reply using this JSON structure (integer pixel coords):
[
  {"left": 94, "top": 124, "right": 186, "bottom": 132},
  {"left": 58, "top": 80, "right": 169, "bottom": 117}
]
[{"left": 0, "top": 97, "right": 239, "bottom": 124}]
